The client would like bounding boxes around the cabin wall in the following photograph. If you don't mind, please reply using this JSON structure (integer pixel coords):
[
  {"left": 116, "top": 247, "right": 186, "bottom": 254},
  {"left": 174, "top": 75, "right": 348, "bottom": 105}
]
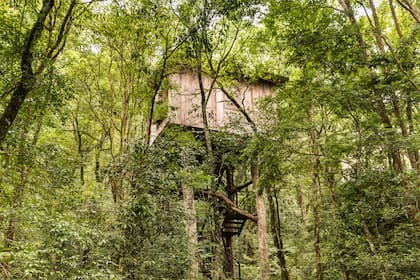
[{"left": 168, "top": 71, "right": 273, "bottom": 132}]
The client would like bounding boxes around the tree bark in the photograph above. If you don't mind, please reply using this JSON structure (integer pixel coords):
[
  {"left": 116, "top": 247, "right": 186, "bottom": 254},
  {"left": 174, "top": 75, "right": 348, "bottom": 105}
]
[
  {"left": 183, "top": 182, "right": 199, "bottom": 280},
  {"left": 368, "top": 0, "right": 385, "bottom": 51},
  {"left": 251, "top": 162, "right": 270, "bottom": 280},
  {"left": 340, "top": 0, "right": 405, "bottom": 173},
  {"left": 201, "top": 190, "right": 258, "bottom": 222},
  {"left": 308, "top": 117, "right": 322, "bottom": 280},
  {"left": 268, "top": 190, "right": 289, "bottom": 280},
  {"left": 223, "top": 236, "right": 235, "bottom": 279},
  {"left": 338, "top": 0, "right": 367, "bottom": 61},
  {"left": 5, "top": 155, "right": 28, "bottom": 247},
  {"left": 370, "top": 0, "right": 407, "bottom": 173},
  {"left": 0, "top": 0, "right": 53, "bottom": 146},
  {"left": 197, "top": 62, "right": 215, "bottom": 172},
  {"left": 396, "top": 0, "right": 420, "bottom": 23},
  {"left": 368, "top": 0, "right": 405, "bottom": 172},
  {"left": 95, "top": 134, "right": 105, "bottom": 182},
  {"left": 224, "top": 167, "right": 235, "bottom": 279},
  {"left": 389, "top": 0, "right": 404, "bottom": 38},
  {"left": 4, "top": 112, "right": 44, "bottom": 247},
  {"left": 73, "top": 114, "right": 85, "bottom": 185},
  {"left": 296, "top": 182, "right": 308, "bottom": 224},
  {"left": 406, "top": 96, "right": 420, "bottom": 171}
]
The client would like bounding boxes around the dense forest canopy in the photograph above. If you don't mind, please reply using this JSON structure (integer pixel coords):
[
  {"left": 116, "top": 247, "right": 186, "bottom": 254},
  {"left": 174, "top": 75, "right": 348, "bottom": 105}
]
[{"left": 0, "top": 0, "right": 419, "bottom": 279}]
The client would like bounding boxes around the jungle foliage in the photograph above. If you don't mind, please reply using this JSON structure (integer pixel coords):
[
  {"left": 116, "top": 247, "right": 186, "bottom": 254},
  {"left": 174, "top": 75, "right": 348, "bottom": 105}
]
[{"left": 0, "top": 0, "right": 419, "bottom": 279}]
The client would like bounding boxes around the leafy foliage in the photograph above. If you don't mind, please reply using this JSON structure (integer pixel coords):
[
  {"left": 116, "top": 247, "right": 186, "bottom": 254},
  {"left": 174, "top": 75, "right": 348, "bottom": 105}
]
[{"left": 0, "top": 0, "right": 419, "bottom": 279}]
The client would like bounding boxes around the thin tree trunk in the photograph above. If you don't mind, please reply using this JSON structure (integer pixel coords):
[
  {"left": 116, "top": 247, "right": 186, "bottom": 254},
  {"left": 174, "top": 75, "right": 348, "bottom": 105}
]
[
  {"left": 406, "top": 96, "right": 420, "bottom": 171},
  {"left": 145, "top": 91, "right": 157, "bottom": 146},
  {"left": 370, "top": 0, "right": 418, "bottom": 172},
  {"left": 368, "top": 0, "right": 404, "bottom": 171},
  {"left": 145, "top": 57, "right": 167, "bottom": 146},
  {"left": 324, "top": 165, "right": 337, "bottom": 211},
  {"left": 396, "top": 0, "right": 420, "bottom": 23},
  {"left": 341, "top": 0, "right": 404, "bottom": 173},
  {"left": 308, "top": 117, "right": 322, "bottom": 280},
  {"left": 362, "top": 223, "right": 388, "bottom": 280},
  {"left": 370, "top": 0, "right": 411, "bottom": 173},
  {"left": 268, "top": 190, "right": 289, "bottom": 280},
  {"left": 224, "top": 167, "right": 235, "bottom": 279},
  {"left": 338, "top": 0, "right": 367, "bottom": 61},
  {"left": 377, "top": 97, "right": 405, "bottom": 172},
  {"left": 394, "top": 11, "right": 419, "bottom": 172},
  {"left": 223, "top": 236, "right": 235, "bottom": 279},
  {"left": 197, "top": 65, "right": 214, "bottom": 171},
  {"left": 183, "top": 182, "right": 199, "bottom": 280},
  {"left": 4, "top": 112, "right": 44, "bottom": 247},
  {"left": 389, "top": 0, "right": 404, "bottom": 38},
  {"left": 5, "top": 157, "right": 28, "bottom": 247},
  {"left": 343, "top": 271, "right": 351, "bottom": 280},
  {"left": 95, "top": 134, "right": 105, "bottom": 183},
  {"left": 368, "top": 0, "right": 385, "bottom": 51},
  {"left": 196, "top": 53, "right": 224, "bottom": 279},
  {"left": 251, "top": 162, "right": 270, "bottom": 280},
  {"left": 73, "top": 115, "right": 85, "bottom": 185},
  {"left": 390, "top": 94, "right": 419, "bottom": 170},
  {"left": 108, "top": 56, "right": 121, "bottom": 203},
  {"left": 296, "top": 182, "right": 308, "bottom": 224}
]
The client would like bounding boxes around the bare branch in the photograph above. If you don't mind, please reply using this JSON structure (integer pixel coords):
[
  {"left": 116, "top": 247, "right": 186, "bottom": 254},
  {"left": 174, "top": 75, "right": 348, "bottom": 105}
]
[{"left": 200, "top": 190, "right": 258, "bottom": 222}]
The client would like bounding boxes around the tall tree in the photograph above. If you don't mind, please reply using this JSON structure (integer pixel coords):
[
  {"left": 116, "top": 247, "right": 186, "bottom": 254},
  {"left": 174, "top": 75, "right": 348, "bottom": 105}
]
[{"left": 0, "top": 0, "right": 89, "bottom": 145}]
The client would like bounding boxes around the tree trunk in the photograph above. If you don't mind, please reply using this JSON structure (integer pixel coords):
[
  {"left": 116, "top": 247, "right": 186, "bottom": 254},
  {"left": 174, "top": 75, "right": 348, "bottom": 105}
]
[
  {"left": 406, "top": 96, "right": 420, "bottom": 171},
  {"left": 268, "top": 190, "right": 289, "bottom": 280},
  {"left": 4, "top": 112, "right": 44, "bottom": 247},
  {"left": 396, "top": 0, "right": 420, "bottom": 23},
  {"left": 340, "top": 0, "right": 405, "bottom": 174},
  {"left": 309, "top": 118, "right": 322, "bottom": 280},
  {"left": 251, "top": 162, "right": 270, "bottom": 280},
  {"left": 196, "top": 58, "right": 224, "bottom": 278},
  {"left": 389, "top": 0, "right": 404, "bottom": 38},
  {"left": 183, "top": 183, "right": 199, "bottom": 280},
  {"left": 368, "top": 0, "right": 385, "bottom": 51},
  {"left": 73, "top": 114, "right": 85, "bottom": 185},
  {"left": 0, "top": 0, "right": 53, "bottom": 146},
  {"left": 296, "top": 182, "right": 308, "bottom": 224},
  {"left": 338, "top": 0, "right": 367, "bottom": 61},
  {"left": 95, "top": 134, "right": 105, "bottom": 183},
  {"left": 197, "top": 66, "right": 214, "bottom": 171},
  {"left": 5, "top": 163, "right": 28, "bottom": 247},
  {"left": 224, "top": 167, "right": 235, "bottom": 279},
  {"left": 223, "top": 236, "right": 235, "bottom": 279}
]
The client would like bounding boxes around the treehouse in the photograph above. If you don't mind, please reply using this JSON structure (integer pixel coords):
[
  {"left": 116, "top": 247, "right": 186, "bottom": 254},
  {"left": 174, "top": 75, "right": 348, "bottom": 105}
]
[
  {"left": 150, "top": 69, "right": 283, "bottom": 143},
  {"left": 151, "top": 69, "right": 283, "bottom": 279}
]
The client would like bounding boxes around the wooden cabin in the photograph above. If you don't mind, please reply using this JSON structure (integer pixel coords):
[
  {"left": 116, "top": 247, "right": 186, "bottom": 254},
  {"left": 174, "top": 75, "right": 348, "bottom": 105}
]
[
  {"left": 149, "top": 69, "right": 284, "bottom": 278},
  {"left": 151, "top": 70, "right": 280, "bottom": 143}
]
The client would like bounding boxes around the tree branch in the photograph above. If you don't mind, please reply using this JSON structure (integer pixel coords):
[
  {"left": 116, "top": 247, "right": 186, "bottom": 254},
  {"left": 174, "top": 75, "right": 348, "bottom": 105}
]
[
  {"left": 200, "top": 190, "right": 258, "bottom": 222},
  {"left": 219, "top": 85, "right": 257, "bottom": 133},
  {"left": 0, "top": 0, "right": 54, "bottom": 146}
]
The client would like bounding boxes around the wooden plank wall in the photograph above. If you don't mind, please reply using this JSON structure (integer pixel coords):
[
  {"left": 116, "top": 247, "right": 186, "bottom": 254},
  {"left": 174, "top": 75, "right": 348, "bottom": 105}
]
[{"left": 168, "top": 71, "right": 273, "bottom": 132}]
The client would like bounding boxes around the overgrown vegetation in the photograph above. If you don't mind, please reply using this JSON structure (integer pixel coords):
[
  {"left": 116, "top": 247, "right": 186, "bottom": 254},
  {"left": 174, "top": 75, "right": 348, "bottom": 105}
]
[{"left": 1, "top": 0, "right": 419, "bottom": 279}]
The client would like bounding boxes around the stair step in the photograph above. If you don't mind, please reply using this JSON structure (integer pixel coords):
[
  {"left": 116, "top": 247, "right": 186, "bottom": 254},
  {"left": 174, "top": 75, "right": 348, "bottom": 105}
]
[{"left": 222, "top": 213, "right": 247, "bottom": 237}]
